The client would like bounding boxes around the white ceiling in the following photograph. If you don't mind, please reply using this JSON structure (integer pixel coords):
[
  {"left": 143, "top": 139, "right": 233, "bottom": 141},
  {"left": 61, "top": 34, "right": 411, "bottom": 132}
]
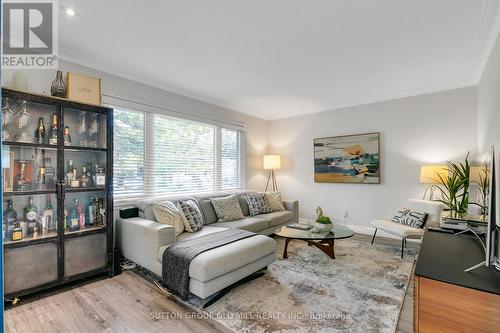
[{"left": 59, "top": 0, "right": 500, "bottom": 120}]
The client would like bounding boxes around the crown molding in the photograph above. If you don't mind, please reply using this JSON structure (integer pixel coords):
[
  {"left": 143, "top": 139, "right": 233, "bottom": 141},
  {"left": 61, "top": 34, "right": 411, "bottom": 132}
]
[
  {"left": 265, "top": 81, "right": 476, "bottom": 121},
  {"left": 468, "top": 0, "right": 500, "bottom": 83}
]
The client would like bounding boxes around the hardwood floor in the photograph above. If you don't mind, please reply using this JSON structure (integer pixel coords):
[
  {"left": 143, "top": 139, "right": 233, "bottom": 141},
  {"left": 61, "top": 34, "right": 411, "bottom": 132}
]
[
  {"left": 4, "top": 233, "right": 417, "bottom": 333},
  {"left": 4, "top": 271, "right": 231, "bottom": 333}
]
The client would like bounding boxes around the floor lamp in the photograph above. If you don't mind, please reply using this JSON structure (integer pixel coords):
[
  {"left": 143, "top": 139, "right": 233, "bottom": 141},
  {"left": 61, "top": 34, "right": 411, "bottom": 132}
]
[{"left": 264, "top": 155, "right": 281, "bottom": 191}]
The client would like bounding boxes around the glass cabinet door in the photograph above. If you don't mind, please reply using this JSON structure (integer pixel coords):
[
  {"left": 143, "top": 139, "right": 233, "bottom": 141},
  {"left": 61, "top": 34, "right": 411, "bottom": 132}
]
[
  {"left": 2, "top": 96, "right": 60, "bottom": 244},
  {"left": 63, "top": 107, "right": 108, "bottom": 236}
]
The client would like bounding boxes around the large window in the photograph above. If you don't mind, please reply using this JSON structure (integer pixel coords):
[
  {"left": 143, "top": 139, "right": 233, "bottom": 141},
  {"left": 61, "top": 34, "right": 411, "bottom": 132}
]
[{"left": 113, "top": 106, "right": 245, "bottom": 199}]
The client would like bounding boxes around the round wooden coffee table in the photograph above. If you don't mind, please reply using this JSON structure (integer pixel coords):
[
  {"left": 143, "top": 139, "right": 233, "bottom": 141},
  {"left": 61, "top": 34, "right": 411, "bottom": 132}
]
[{"left": 274, "top": 223, "right": 354, "bottom": 259}]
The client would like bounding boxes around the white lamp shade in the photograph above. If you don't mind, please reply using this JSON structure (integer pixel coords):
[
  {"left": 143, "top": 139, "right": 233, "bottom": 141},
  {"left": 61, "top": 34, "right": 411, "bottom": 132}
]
[
  {"left": 263, "top": 155, "right": 281, "bottom": 170},
  {"left": 420, "top": 165, "right": 448, "bottom": 184}
]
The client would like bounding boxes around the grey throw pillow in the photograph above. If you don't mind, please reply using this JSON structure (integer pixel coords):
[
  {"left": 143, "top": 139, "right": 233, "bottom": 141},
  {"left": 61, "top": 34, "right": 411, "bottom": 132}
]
[
  {"left": 178, "top": 200, "right": 204, "bottom": 232},
  {"left": 244, "top": 193, "right": 272, "bottom": 216},
  {"left": 211, "top": 195, "right": 245, "bottom": 222},
  {"left": 391, "top": 208, "right": 428, "bottom": 229}
]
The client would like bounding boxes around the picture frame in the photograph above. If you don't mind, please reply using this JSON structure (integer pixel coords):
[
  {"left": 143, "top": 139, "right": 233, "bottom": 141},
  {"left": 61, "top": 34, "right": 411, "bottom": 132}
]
[
  {"left": 66, "top": 72, "right": 102, "bottom": 105},
  {"left": 313, "top": 132, "right": 380, "bottom": 184}
]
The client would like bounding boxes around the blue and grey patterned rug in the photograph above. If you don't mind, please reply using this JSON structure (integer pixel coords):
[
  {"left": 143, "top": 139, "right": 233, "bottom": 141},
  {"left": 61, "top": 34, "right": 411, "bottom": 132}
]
[{"left": 187, "top": 237, "right": 417, "bottom": 333}]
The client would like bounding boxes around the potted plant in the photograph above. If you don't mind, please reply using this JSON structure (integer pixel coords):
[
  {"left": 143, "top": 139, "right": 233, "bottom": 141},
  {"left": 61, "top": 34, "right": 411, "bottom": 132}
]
[
  {"left": 314, "top": 215, "right": 334, "bottom": 232},
  {"left": 434, "top": 153, "right": 470, "bottom": 218}
]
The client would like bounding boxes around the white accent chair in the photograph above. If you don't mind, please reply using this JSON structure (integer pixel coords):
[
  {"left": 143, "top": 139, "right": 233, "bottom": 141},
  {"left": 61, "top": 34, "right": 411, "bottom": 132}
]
[{"left": 370, "top": 199, "right": 443, "bottom": 258}]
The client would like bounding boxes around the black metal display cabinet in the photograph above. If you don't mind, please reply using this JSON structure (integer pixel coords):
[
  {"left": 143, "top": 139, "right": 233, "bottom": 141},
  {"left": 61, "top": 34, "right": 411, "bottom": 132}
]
[{"left": 1, "top": 88, "right": 114, "bottom": 299}]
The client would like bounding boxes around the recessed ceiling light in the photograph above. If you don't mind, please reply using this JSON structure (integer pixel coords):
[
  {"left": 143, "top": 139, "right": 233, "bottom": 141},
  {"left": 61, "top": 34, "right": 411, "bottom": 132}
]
[{"left": 65, "top": 8, "right": 75, "bottom": 16}]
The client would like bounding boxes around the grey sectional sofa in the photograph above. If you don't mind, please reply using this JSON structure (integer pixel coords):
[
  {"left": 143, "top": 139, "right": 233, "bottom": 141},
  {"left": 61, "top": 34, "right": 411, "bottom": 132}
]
[{"left": 116, "top": 190, "right": 298, "bottom": 299}]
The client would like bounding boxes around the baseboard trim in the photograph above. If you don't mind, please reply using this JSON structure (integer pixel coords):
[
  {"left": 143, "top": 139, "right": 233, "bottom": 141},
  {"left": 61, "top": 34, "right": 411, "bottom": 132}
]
[{"left": 344, "top": 224, "right": 420, "bottom": 243}]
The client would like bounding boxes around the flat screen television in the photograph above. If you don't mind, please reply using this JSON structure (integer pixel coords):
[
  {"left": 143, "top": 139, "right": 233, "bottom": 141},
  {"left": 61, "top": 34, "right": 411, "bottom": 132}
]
[{"left": 488, "top": 146, "right": 500, "bottom": 271}]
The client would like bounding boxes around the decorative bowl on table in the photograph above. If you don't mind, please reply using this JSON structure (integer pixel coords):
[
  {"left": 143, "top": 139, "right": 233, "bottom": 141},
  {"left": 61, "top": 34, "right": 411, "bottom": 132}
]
[
  {"left": 314, "top": 222, "right": 334, "bottom": 231},
  {"left": 313, "top": 215, "right": 334, "bottom": 232}
]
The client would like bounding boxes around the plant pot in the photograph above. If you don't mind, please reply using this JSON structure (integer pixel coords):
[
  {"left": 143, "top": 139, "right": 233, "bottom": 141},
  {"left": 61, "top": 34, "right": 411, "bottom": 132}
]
[{"left": 314, "top": 222, "right": 333, "bottom": 232}]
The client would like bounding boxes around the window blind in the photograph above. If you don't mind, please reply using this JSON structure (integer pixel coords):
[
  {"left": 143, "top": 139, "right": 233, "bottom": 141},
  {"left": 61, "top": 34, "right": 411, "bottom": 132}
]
[
  {"left": 149, "top": 114, "right": 216, "bottom": 194},
  {"left": 220, "top": 128, "right": 244, "bottom": 190},
  {"left": 113, "top": 108, "right": 145, "bottom": 197},
  {"left": 112, "top": 104, "right": 245, "bottom": 199}
]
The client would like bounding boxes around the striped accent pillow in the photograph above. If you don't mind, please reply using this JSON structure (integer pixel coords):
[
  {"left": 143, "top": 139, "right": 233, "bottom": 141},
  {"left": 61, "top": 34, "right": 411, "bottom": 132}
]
[
  {"left": 178, "top": 200, "right": 204, "bottom": 232},
  {"left": 391, "top": 208, "right": 428, "bottom": 229},
  {"left": 264, "top": 191, "right": 285, "bottom": 212}
]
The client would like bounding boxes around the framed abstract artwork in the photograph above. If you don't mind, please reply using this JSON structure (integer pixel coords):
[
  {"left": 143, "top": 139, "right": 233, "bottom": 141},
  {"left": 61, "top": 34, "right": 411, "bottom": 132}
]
[{"left": 314, "top": 132, "right": 380, "bottom": 184}]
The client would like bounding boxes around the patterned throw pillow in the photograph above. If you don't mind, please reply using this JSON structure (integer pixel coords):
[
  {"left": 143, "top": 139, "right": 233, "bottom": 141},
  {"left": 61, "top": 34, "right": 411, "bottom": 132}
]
[
  {"left": 391, "top": 208, "right": 428, "bottom": 229},
  {"left": 152, "top": 200, "right": 184, "bottom": 236},
  {"left": 244, "top": 193, "right": 272, "bottom": 216},
  {"left": 177, "top": 200, "right": 204, "bottom": 232},
  {"left": 211, "top": 195, "right": 245, "bottom": 222},
  {"left": 264, "top": 191, "right": 285, "bottom": 212}
]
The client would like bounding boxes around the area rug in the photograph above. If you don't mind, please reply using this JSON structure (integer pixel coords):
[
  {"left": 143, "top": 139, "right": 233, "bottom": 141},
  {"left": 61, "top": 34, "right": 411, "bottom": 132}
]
[{"left": 183, "top": 237, "right": 417, "bottom": 333}]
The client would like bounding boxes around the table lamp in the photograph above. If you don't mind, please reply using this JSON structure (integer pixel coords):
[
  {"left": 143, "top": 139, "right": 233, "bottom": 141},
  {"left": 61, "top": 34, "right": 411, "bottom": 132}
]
[
  {"left": 419, "top": 165, "right": 448, "bottom": 200},
  {"left": 263, "top": 155, "right": 281, "bottom": 191},
  {"left": 469, "top": 166, "right": 486, "bottom": 184}
]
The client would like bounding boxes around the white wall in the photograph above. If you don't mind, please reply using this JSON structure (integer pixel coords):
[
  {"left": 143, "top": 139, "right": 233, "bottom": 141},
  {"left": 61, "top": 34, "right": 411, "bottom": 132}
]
[
  {"left": 478, "top": 33, "right": 500, "bottom": 153},
  {"left": 268, "top": 87, "right": 478, "bottom": 230},
  {"left": 478, "top": 32, "right": 500, "bottom": 223},
  {"left": 1, "top": 61, "right": 269, "bottom": 191}
]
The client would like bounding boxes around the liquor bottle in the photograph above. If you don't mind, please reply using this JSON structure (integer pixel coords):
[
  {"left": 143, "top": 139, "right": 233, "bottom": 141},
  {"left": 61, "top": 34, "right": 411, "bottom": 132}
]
[
  {"left": 95, "top": 198, "right": 103, "bottom": 226},
  {"left": 34, "top": 117, "right": 46, "bottom": 144},
  {"left": 36, "top": 166, "right": 46, "bottom": 190},
  {"left": 79, "top": 166, "right": 90, "bottom": 187},
  {"left": 45, "top": 157, "right": 56, "bottom": 187},
  {"left": 67, "top": 202, "right": 79, "bottom": 232},
  {"left": 63, "top": 126, "right": 71, "bottom": 146},
  {"left": 86, "top": 161, "right": 93, "bottom": 187},
  {"left": 48, "top": 113, "right": 58, "bottom": 145},
  {"left": 86, "top": 197, "right": 95, "bottom": 227},
  {"left": 24, "top": 196, "right": 39, "bottom": 236},
  {"left": 96, "top": 166, "right": 106, "bottom": 186},
  {"left": 66, "top": 160, "right": 74, "bottom": 186},
  {"left": 42, "top": 196, "right": 54, "bottom": 232},
  {"left": 75, "top": 198, "right": 85, "bottom": 228},
  {"left": 14, "top": 160, "right": 32, "bottom": 191},
  {"left": 93, "top": 164, "right": 98, "bottom": 185},
  {"left": 3, "top": 200, "right": 17, "bottom": 240},
  {"left": 70, "top": 169, "right": 80, "bottom": 188}
]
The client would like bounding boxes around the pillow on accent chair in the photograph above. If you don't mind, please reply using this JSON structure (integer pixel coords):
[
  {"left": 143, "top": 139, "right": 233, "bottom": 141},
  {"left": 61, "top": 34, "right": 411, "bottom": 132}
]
[
  {"left": 244, "top": 193, "right": 272, "bottom": 216},
  {"left": 152, "top": 200, "right": 184, "bottom": 236},
  {"left": 391, "top": 208, "right": 428, "bottom": 229},
  {"left": 264, "top": 191, "right": 285, "bottom": 212},
  {"left": 211, "top": 195, "right": 245, "bottom": 222},
  {"left": 178, "top": 200, "right": 204, "bottom": 232}
]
